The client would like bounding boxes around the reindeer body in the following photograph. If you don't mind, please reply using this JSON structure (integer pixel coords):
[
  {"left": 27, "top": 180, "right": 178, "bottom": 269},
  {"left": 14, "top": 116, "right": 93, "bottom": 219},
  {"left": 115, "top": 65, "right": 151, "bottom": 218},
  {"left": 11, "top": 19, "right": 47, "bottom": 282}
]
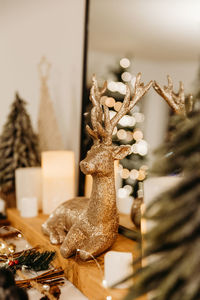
[
  {"left": 42, "top": 74, "right": 152, "bottom": 260},
  {"left": 42, "top": 144, "right": 119, "bottom": 260}
]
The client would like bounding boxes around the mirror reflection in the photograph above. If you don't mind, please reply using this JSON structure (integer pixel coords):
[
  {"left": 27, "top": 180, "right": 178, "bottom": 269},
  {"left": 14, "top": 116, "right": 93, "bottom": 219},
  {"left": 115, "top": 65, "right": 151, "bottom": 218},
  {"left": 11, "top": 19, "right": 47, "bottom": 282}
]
[{"left": 81, "top": 0, "right": 200, "bottom": 206}]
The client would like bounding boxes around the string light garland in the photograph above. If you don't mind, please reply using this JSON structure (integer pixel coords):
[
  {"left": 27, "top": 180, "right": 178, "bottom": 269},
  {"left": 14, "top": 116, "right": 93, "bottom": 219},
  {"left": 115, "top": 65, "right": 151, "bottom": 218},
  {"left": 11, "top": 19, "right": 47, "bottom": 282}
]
[{"left": 106, "top": 57, "right": 149, "bottom": 203}]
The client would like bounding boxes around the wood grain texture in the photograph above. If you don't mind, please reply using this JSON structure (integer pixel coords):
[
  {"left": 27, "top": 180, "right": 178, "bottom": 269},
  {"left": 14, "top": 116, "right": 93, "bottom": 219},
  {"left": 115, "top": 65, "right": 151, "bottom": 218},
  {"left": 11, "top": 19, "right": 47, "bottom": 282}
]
[{"left": 7, "top": 209, "right": 145, "bottom": 300}]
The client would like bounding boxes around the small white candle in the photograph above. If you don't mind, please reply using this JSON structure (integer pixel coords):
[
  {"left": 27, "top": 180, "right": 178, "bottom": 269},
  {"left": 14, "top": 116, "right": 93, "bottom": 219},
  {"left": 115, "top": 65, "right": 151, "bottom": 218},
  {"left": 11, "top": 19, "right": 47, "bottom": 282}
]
[
  {"left": 42, "top": 151, "right": 75, "bottom": 214},
  {"left": 116, "top": 195, "right": 134, "bottom": 215},
  {"left": 15, "top": 167, "right": 42, "bottom": 212},
  {"left": 20, "top": 197, "right": 38, "bottom": 218},
  {"left": 104, "top": 251, "right": 133, "bottom": 289},
  {"left": 0, "top": 198, "right": 6, "bottom": 214}
]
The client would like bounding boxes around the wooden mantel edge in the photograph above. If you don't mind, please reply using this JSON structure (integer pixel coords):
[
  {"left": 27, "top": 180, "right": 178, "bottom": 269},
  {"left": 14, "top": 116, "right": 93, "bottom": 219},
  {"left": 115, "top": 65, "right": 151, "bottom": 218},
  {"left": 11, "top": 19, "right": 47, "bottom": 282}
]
[{"left": 7, "top": 208, "right": 142, "bottom": 300}]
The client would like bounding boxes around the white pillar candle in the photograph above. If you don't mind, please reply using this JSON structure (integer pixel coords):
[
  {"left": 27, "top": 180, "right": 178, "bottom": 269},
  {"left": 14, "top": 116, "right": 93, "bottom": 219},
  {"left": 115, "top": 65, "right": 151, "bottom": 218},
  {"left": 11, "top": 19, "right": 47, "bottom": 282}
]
[
  {"left": 116, "top": 195, "right": 134, "bottom": 215},
  {"left": 15, "top": 167, "right": 42, "bottom": 212},
  {"left": 0, "top": 199, "right": 6, "bottom": 214},
  {"left": 42, "top": 151, "right": 75, "bottom": 214},
  {"left": 104, "top": 251, "right": 133, "bottom": 289},
  {"left": 20, "top": 197, "right": 38, "bottom": 218}
]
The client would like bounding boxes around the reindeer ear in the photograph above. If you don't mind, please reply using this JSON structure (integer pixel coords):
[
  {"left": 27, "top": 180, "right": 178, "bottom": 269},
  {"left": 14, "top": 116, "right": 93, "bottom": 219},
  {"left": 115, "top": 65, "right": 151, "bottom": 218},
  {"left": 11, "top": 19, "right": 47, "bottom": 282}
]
[{"left": 112, "top": 145, "right": 131, "bottom": 160}]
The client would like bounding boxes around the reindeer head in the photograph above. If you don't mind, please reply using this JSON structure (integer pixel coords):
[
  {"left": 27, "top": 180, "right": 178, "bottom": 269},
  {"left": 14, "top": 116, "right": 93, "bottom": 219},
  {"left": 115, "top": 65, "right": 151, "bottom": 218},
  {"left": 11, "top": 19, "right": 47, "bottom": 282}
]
[{"left": 80, "top": 74, "right": 153, "bottom": 176}]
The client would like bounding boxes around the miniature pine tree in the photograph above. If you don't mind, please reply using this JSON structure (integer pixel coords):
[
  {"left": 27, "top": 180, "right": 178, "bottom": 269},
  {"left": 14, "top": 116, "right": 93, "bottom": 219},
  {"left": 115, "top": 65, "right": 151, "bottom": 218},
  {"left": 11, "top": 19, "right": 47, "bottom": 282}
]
[
  {"left": 38, "top": 57, "right": 64, "bottom": 151},
  {"left": 125, "top": 111, "right": 200, "bottom": 299},
  {"left": 123, "top": 73, "right": 200, "bottom": 299},
  {"left": 126, "top": 169, "right": 200, "bottom": 300},
  {"left": 152, "top": 111, "right": 200, "bottom": 176},
  {"left": 0, "top": 93, "right": 40, "bottom": 193}
]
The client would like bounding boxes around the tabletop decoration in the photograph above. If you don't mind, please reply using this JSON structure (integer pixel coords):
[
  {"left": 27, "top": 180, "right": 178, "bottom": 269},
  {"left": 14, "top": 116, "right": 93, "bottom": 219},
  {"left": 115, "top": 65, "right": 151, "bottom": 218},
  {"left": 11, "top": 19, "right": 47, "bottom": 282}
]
[{"left": 42, "top": 73, "right": 152, "bottom": 260}]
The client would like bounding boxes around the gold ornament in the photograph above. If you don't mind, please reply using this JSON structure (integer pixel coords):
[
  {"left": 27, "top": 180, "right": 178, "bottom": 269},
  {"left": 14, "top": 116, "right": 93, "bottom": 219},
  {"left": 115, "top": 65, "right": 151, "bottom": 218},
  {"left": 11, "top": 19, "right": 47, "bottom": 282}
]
[
  {"left": 8, "top": 243, "right": 16, "bottom": 253},
  {"left": 0, "top": 241, "right": 7, "bottom": 255},
  {"left": 42, "top": 74, "right": 153, "bottom": 260},
  {"left": 153, "top": 75, "right": 194, "bottom": 116},
  {"left": 0, "top": 242, "right": 16, "bottom": 255}
]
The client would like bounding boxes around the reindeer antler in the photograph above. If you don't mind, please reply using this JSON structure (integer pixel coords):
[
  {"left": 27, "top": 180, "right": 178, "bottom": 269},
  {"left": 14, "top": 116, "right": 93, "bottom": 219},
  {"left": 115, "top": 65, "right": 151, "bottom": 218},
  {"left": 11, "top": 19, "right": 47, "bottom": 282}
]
[
  {"left": 102, "top": 73, "right": 152, "bottom": 145},
  {"left": 153, "top": 75, "right": 194, "bottom": 116},
  {"left": 86, "top": 73, "right": 153, "bottom": 145},
  {"left": 87, "top": 74, "right": 153, "bottom": 144},
  {"left": 86, "top": 75, "right": 107, "bottom": 142}
]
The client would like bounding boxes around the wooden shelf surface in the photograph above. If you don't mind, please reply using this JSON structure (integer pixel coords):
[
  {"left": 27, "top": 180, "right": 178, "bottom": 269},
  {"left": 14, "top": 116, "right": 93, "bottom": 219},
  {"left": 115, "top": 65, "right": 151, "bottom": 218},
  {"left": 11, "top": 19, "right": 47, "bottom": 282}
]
[{"left": 7, "top": 209, "right": 143, "bottom": 300}]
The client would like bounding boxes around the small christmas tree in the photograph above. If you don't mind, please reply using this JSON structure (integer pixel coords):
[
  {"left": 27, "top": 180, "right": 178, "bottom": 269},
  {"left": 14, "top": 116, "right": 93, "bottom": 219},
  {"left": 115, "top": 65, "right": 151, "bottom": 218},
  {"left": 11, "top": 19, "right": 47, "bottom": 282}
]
[
  {"left": 107, "top": 57, "right": 148, "bottom": 198},
  {"left": 0, "top": 93, "right": 40, "bottom": 195},
  {"left": 38, "top": 57, "right": 64, "bottom": 151},
  {"left": 126, "top": 169, "right": 200, "bottom": 300},
  {"left": 80, "top": 58, "right": 149, "bottom": 199},
  {"left": 125, "top": 106, "right": 200, "bottom": 299}
]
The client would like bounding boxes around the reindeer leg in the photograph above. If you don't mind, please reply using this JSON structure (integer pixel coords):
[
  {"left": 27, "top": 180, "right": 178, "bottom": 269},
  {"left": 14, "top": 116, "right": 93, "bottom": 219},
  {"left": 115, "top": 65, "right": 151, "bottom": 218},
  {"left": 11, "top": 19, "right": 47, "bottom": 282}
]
[
  {"left": 60, "top": 226, "right": 86, "bottom": 258},
  {"left": 42, "top": 211, "right": 66, "bottom": 245}
]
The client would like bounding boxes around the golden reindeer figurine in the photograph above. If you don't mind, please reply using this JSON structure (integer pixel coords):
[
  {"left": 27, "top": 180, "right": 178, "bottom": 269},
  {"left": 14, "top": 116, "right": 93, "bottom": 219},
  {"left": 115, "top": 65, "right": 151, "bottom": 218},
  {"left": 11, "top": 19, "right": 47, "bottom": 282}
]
[
  {"left": 42, "top": 74, "right": 152, "bottom": 261},
  {"left": 153, "top": 75, "right": 194, "bottom": 116}
]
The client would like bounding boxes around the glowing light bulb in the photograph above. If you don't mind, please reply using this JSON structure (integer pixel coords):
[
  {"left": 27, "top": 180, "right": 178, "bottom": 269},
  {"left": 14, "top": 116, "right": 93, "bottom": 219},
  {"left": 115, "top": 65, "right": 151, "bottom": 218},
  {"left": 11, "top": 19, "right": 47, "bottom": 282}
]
[
  {"left": 108, "top": 81, "right": 118, "bottom": 92},
  {"left": 118, "top": 115, "right": 132, "bottom": 127},
  {"left": 131, "top": 144, "right": 138, "bottom": 154},
  {"left": 130, "top": 169, "right": 139, "bottom": 180},
  {"left": 120, "top": 58, "right": 130, "bottom": 68},
  {"left": 121, "top": 168, "right": 130, "bottom": 179},
  {"left": 128, "top": 116, "right": 136, "bottom": 127},
  {"left": 114, "top": 101, "right": 122, "bottom": 112},
  {"left": 100, "top": 96, "right": 107, "bottom": 105},
  {"left": 121, "top": 72, "right": 132, "bottom": 82},
  {"left": 137, "top": 140, "right": 148, "bottom": 156},
  {"left": 105, "top": 97, "right": 115, "bottom": 108},
  {"left": 126, "top": 131, "right": 133, "bottom": 142},
  {"left": 133, "top": 130, "right": 143, "bottom": 141},
  {"left": 124, "top": 185, "right": 133, "bottom": 195},
  {"left": 140, "top": 165, "right": 148, "bottom": 171},
  {"left": 117, "top": 129, "right": 127, "bottom": 140},
  {"left": 102, "top": 279, "right": 108, "bottom": 288},
  {"left": 117, "top": 82, "right": 127, "bottom": 95},
  {"left": 137, "top": 169, "right": 146, "bottom": 181}
]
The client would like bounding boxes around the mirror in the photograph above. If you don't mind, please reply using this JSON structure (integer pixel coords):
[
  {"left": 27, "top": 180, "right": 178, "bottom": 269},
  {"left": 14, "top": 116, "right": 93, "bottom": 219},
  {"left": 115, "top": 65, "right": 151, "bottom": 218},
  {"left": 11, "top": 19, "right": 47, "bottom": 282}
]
[{"left": 79, "top": 0, "right": 200, "bottom": 198}]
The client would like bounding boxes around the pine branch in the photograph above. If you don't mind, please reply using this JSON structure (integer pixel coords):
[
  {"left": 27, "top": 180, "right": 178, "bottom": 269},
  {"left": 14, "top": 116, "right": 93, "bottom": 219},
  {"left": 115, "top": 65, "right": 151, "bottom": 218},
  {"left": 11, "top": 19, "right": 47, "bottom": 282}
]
[
  {"left": 1, "top": 248, "right": 56, "bottom": 273},
  {"left": 0, "top": 93, "right": 41, "bottom": 193}
]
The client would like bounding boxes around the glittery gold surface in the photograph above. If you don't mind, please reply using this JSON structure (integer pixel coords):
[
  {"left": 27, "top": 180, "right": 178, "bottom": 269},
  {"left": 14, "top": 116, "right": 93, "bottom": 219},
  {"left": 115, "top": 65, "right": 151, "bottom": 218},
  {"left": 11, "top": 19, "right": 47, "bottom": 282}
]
[
  {"left": 153, "top": 75, "right": 193, "bottom": 116},
  {"left": 42, "top": 74, "right": 152, "bottom": 261}
]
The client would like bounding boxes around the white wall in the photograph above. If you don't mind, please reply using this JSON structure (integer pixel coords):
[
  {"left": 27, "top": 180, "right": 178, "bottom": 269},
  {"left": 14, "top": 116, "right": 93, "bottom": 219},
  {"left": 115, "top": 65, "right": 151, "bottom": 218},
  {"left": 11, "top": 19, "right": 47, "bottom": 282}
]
[
  {"left": 87, "top": 50, "right": 199, "bottom": 163},
  {"left": 0, "top": 0, "right": 85, "bottom": 191}
]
